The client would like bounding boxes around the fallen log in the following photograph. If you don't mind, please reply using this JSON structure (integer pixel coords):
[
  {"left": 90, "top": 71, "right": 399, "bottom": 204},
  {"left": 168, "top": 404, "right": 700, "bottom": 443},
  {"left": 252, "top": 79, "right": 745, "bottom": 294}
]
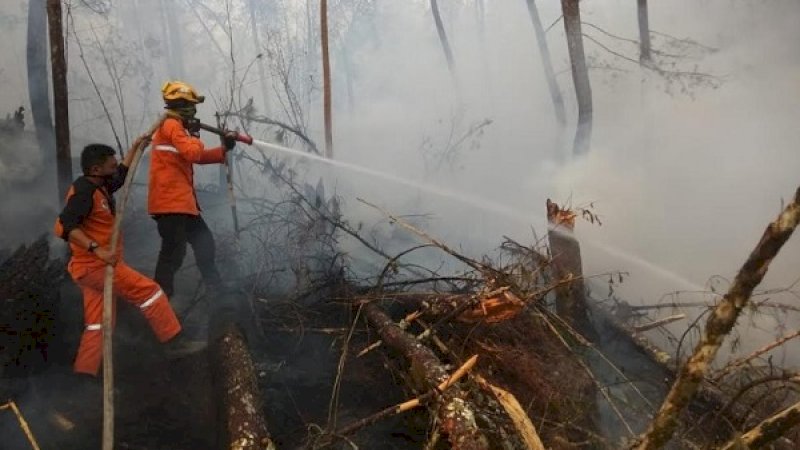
[
  {"left": 334, "top": 355, "right": 478, "bottom": 438},
  {"left": 210, "top": 314, "right": 275, "bottom": 450},
  {"left": 363, "top": 302, "right": 489, "bottom": 449}
]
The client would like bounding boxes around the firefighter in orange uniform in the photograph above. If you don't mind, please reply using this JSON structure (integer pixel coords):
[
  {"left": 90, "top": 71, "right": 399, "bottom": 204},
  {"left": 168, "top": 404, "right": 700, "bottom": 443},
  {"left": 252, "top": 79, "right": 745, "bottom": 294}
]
[
  {"left": 55, "top": 143, "right": 191, "bottom": 376},
  {"left": 148, "top": 81, "right": 238, "bottom": 297}
]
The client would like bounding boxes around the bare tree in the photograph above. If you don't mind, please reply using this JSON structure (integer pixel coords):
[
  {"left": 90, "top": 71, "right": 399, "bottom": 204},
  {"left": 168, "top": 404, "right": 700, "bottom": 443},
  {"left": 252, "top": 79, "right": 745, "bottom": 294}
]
[
  {"left": 46, "top": 0, "right": 72, "bottom": 200},
  {"left": 560, "top": 0, "right": 592, "bottom": 156},
  {"left": 321, "top": 0, "right": 334, "bottom": 158},
  {"left": 525, "top": 0, "right": 566, "bottom": 127},
  {"left": 430, "top": 0, "right": 457, "bottom": 85},
  {"left": 26, "top": 0, "right": 56, "bottom": 189}
]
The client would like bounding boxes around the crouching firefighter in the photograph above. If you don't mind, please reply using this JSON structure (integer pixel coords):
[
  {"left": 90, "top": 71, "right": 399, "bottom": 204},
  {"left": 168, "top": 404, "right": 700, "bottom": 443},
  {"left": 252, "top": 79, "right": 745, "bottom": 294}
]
[
  {"left": 149, "top": 81, "right": 239, "bottom": 297},
  {"left": 55, "top": 143, "right": 200, "bottom": 376}
]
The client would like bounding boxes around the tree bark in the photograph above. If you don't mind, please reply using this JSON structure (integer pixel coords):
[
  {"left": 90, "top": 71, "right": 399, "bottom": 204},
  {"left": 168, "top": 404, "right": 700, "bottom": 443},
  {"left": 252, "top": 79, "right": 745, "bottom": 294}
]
[
  {"left": 546, "top": 199, "right": 594, "bottom": 339},
  {"left": 526, "top": 0, "right": 567, "bottom": 127},
  {"left": 320, "top": 0, "right": 333, "bottom": 159},
  {"left": 46, "top": 0, "right": 73, "bottom": 202},
  {"left": 718, "top": 400, "right": 800, "bottom": 450},
  {"left": 635, "top": 187, "right": 800, "bottom": 450},
  {"left": 210, "top": 322, "right": 275, "bottom": 450},
  {"left": 363, "top": 302, "right": 489, "bottom": 449},
  {"left": 27, "top": 0, "right": 56, "bottom": 193},
  {"left": 637, "top": 0, "right": 652, "bottom": 63},
  {"left": 560, "top": 0, "right": 593, "bottom": 156}
]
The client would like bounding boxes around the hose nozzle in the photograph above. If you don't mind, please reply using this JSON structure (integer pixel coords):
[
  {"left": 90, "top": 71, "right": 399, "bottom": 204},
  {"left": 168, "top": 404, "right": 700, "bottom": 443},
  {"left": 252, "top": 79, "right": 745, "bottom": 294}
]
[{"left": 198, "top": 122, "right": 253, "bottom": 146}]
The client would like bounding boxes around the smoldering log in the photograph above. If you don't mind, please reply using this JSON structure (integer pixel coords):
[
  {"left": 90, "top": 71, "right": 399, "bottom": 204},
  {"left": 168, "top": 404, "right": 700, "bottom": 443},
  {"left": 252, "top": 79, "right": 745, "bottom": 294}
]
[
  {"left": 362, "top": 302, "right": 489, "bottom": 450},
  {"left": 209, "top": 303, "right": 275, "bottom": 450}
]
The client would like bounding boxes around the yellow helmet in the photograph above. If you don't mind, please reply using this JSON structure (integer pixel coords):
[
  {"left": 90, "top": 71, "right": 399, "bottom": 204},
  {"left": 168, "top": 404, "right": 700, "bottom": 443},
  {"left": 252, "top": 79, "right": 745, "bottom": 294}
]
[{"left": 161, "top": 81, "right": 205, "bottom": 104}]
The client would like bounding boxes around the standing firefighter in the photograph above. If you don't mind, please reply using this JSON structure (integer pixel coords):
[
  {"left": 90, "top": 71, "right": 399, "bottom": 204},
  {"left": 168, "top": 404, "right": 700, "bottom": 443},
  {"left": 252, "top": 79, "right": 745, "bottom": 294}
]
[
  {"left": 149, "top": 81, "right": 238, "bottom": 297},
  {"left": 55, "top": 143, "right": 194, "bottom": 376}
]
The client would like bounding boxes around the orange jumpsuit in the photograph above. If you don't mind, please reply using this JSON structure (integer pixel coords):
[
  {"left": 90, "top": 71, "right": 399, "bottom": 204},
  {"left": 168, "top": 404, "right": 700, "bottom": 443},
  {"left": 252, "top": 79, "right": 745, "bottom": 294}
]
[{"left": 55, "top": 171, "right": 181, "bottom": 376}]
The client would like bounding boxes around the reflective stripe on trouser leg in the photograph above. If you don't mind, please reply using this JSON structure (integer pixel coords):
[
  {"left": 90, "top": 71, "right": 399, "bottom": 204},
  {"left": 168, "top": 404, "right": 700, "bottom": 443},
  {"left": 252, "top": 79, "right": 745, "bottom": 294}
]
[
  {"left": 73, "top": 278, "right": 108, "bottom": 376},
  {"left": 110, "top": 263, "right": 181, "bottom": 343}
]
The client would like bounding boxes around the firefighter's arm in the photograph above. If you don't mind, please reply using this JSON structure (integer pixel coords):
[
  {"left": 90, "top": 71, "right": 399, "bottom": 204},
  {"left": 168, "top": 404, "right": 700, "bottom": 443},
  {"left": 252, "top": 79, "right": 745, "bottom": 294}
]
[
  {"left": 56, "top": 187, "right": 118, "bottom": 266},
  {"left": 67, "top": 228, "right": 117, "bottom": 266},
  {"left": 57, "top": 184, "right": 93, "bottom": 241},
  {"left": 165, "top": 118, "right": 225, "bottom": 165}
]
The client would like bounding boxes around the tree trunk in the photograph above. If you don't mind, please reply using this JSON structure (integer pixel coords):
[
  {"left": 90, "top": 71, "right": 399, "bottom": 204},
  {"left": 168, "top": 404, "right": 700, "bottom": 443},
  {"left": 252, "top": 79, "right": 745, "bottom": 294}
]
[
  {"left": 718, "top": 400, "right": 800, "bottom": 450},
  {"left": 320, "top": 0, "right": 333, "bottom": 159},
  {"left": 637, "top": 0, "right": 652, "bottom": 63},
  {"left": 526, "top": 0, "right": 567, "bottom": 127},
  {"left": 546, "top": 199, "right": 595, "bottom": 339},
  {"left": 248, "top": 0, "right": 271, "bottom": 115},
  {"left": 430, "top": 0, "right": 458, "bottom": 85},
  {"left": 363, "top": 302, "right": 489, "bottom": 449},
  {"left": 46, "top": 0, "right": 73, "bottom": 202},
  {"left": 635, "top": 187, "right": 800, "bottom": 450},
  {"left": 210, "top": 322, "right": 275, "bottom": 450},
  {"left": 560, "top": 0, "right": 593, "bottom": 156},
  {"left": 27, "top": 0, "right": 56, "bottom": 191}
]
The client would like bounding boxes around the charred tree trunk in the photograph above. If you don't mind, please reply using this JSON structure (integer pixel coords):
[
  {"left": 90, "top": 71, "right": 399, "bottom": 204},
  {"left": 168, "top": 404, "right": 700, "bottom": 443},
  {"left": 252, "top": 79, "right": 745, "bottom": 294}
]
[
  {"left": 210, "top": 322, "right": 275, "bottom": 450},
  {"left": 320, "top": 0, "right": 333, "bottom": 159},
  {"left": 560, "top": 0, "right": 593, "bottom": 156},
  {"left": 526, "top": 0, "right": 567, "bottom": 127},
  {"left": 637, "top": 0, "right": 652, "bottom": 64},
  {"left": 363, "top": 302, "right": 489, "bottom": 449},
  {"left": 635, "top": 187, "right": 800, "bottom": 450},
  {"left": 27, "top": 0, "right": 56, "bottom": 190},
  {"left": 430, "top": 0, "right": 458, "bottom": 86},
  {"left": 546, "top": 200, "right": 594, "bottom": 339},
  {"left": 46, "top": 0, "right": 72, "bottom": 202}
]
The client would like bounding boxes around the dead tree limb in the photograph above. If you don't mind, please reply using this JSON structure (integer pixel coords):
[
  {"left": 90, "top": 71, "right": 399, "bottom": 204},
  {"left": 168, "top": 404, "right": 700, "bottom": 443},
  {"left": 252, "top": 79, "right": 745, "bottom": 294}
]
[
  {"left": 332, "top": 355, "right": 478, "bottom": 439},
  {"left": 713, "top": 328, "right": 800, "bottom": 383},
  {"left": 357, "top": 198, "right": 492, "bottom": 276},
  {"left": 363, "top": 302, "right": 489, "bottom": 449},
  {"left": 635, "top": 187, "right": 800, "bottom": 450},
  {"left": 632, "top": 314, "right": 685, "bottom": 333},
  {"left": 718, "top": 400, "right": 800, "bottom": 450},
  {"left": 223, "top": 111, "right": 320, "bottom": 154}
]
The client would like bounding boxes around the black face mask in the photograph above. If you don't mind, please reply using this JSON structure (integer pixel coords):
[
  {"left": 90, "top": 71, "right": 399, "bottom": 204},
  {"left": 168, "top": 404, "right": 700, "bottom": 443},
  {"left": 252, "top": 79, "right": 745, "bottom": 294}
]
[{"left": 168, "top": 103, "right": 197, "bottom": 119}]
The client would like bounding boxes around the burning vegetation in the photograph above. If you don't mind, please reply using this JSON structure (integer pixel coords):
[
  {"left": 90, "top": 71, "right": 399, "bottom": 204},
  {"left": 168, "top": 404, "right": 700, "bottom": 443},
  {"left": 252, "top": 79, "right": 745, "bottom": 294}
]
[{"left": 2, "top": 1, "right": 800, "bottom": 450}]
